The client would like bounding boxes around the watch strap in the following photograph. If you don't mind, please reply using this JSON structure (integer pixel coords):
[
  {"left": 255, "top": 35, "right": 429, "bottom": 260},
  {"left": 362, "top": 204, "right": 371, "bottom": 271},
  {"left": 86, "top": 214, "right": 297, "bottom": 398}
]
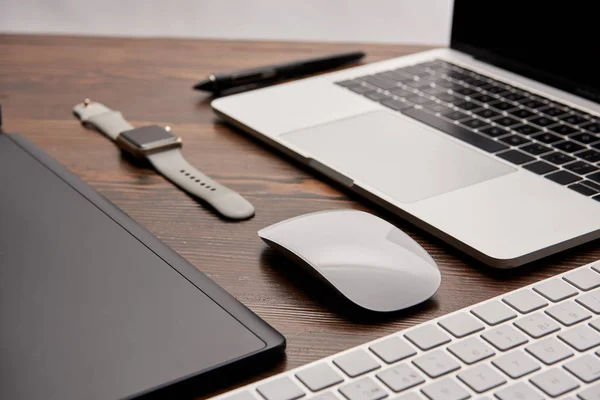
[{"left": 73, "top": 100, "right": 255, "bottom": 220}]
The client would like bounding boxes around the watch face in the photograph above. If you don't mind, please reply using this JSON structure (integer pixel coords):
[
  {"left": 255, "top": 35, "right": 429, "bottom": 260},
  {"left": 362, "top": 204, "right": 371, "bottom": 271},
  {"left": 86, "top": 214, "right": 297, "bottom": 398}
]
[{"left": 120, "top": 125, "right": 177, "bottom": 149}]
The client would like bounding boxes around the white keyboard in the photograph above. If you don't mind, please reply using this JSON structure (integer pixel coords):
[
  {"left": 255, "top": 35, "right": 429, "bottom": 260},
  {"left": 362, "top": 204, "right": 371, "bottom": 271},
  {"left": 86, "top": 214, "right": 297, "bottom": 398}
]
[{"left": 212, "top": 261, "right": 600, "bottom": 400}]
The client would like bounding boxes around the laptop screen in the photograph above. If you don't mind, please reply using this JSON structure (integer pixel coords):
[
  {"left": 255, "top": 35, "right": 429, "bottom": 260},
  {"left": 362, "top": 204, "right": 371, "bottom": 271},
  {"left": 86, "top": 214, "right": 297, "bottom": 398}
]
[{"left": 451, "top": 1, "right": 600, "bottom": 105}]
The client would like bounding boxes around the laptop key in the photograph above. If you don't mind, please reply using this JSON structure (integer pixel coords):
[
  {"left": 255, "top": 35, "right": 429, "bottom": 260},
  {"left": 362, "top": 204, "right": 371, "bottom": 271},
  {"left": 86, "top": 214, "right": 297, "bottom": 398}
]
[
  {"left": 369, "top": 336, "right": 416, "bottom": 364},
  {"left": 542, "top": 151, "right": 575, "bottom": 165},
  {"left": 564, "top": 268, "right": 600, "bottom": 291},
  {"left": 549, "top": 124, "right": 578, "bottom": 136},
  {"left": 554, "top": 141, "right": 585, "bottom": 154},
  {"left": 338, "top": 377, "right": 388, "bottom": 400},
  {"left": 560, "top": 113, "right": 589, "bottom": 125},
  {"left": 389, "top": 87, "right": 413, "bottom": 97},
  {"left": 579, "top": 383, "right": 600, "bottom": 400},
  {"left": 570, "top": 183, "right": 597, "bottom": 197},
  {"left": 453, "top": 87, "right": 477, "bottom": 96},
  {"left": 423, "top": 102, "right": 452, "bottom": 114},
  {"left": 492, "top": 350, "right": 541, "bottom": 379},
  {"left": 461, "top": 118, "right": 489, "bottom": 130},
  {"left": 540, "top": 107, "right": 567, "bottom": 117},
  {"left": 495, "top": 382, "right": 544, "bottom": 400},
  {"left": 362, "top": 76, "right": 398, "bottom": 90},
  {"left": 364, "top": 92, "right": 390, "bottom": 101},
  {"left": 404, "top": 324, "right": 451, "bottom": 351},
  {"left": 571, "top": 133, "right": 599, "bottom": 144},
  {"left": 457, "top": 364, "right": 506, "bottom": 393},
  {"left": 494, "top": 116, "right": 521, "bottom": 127},
  {"left": 514, "top": 312, "right": 561, "bottom": 338},
  {"left": 513, "top": 124, "right": 542, "bottom": 136},
  {"left": 520, "top": 143, "right": 551, "bottom": 155},
  {"left": 558, "top": 324, "right": 600, "bottom": 351},
  {"left": 473, "top": 108, "right": 500, "bottom": 119},
  {"left": 348, "top": 85, "right": 376, "bottom": 95},
  {"left": 490, "top": 101, "right": 516, "bottom": 111},
  {"left": 582, "top": 121, "right": 600, "bottom": 134},
  {"left": 296, "top": 363, "right": 344, "bottom": 392},
  {"left": 257, "top": 377, "right": 306, "bottom": 400},
  {"left": 503, "top": 289, "right": 548, "bottom": 314},
  {"left": 406, "top": 95, "right": 432, "bottom": 105},
  {"left": 499, "top": 134, "right": 530, "bottom": 146},
  {"left": 534, "top": 278, "right": 579, "bottom": 302},
  {"left": 497, "top": 150, "right": 534, "bottom": 165},
  {"left": 523, "top": 161, "right": 558, "bottom": 175},
  {"left": 532, "top": 132, "right": 562, "bottom": 144},
  {"left": 520, "top": 99, "right": 546, "bottom": 109},
  {"left": 402, "top": 107, "right": 507, "bottom": 153},
  {"left": 471, "top": 300, "right": 517, "bottom": 325},
  {"left": 546, "top": 170, "right": 580, "bottom": 185},
  {"left": 480, "top": 126, "right": 508, "bottom": 137},
  {"left": 380, "top": 98, "right": 412, "bottom": 112},
  {"left": 530, "top": 368, "right": 579, "bottom": 397},
  {"left": 509, "top": 108, "right": 535, "bottom": 119},
  {"left": 589, "top": 172, "right": 600, "bottom": 184},
  {"left": 564, "top": 354, "right": 600, "bottom": 383},
  {"left": 529, "top": 116, "right": 555, "bottom": 127},
  {"left": 447, "top": 337, "right": 495, "bottom": 364},
  {"left": 442, "top": 109, "right": 469, "bottom": 121},
  {"left": 376, "top": 364, "right": 424, "bottom": 392},
  {"left": 564, "top": 161, "right": 598, "bottom": 175},
  {"left": 455, "top": 101, "right": 479, "bottom": 111},
  {"left": 471, "top": 93, "right": 496, "bottom": 104},
  {"left": 525, "top": 337, "right": 573, "bottom": 365},
  {"left": 545, "top": 301, "right": 591, "bottom": 326}
]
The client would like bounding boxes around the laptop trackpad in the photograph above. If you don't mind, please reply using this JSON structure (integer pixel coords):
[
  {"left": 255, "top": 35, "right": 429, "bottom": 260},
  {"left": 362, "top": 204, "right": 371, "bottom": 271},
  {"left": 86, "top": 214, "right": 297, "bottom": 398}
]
[{"left": 282, "top": 110, "right": 515, "bottom": 203}]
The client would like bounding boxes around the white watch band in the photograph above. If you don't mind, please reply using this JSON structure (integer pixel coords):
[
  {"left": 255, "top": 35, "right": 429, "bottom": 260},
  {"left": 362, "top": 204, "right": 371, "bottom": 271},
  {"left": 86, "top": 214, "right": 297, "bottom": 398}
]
[{"left": 73, "top": 100, "right": 255, "bottom": 220}]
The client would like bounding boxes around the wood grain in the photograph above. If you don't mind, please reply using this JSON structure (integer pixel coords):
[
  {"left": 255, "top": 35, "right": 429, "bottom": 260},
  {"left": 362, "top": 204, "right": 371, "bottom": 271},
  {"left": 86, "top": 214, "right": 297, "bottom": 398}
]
[{"left": 1, "top": 34, "right": 599, "bottom": 398}]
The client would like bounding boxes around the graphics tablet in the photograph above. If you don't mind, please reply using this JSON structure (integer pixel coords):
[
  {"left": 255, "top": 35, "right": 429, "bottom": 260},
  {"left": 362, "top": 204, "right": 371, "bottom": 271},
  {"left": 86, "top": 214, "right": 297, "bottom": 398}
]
[{"left": 0, "top": 133, "right": 285, "bottom": 399}]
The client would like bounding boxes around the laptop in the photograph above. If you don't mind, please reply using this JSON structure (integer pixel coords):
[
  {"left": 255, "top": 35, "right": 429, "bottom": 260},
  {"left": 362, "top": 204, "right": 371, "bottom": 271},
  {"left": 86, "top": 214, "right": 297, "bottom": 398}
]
[{"left": 212, "top": 0, "right": 600, "bottom": 268}]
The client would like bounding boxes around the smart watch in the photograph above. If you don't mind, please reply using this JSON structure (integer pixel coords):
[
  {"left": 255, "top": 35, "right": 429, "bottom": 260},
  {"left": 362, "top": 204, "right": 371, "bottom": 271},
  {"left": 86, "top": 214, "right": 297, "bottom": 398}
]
[{"left": 73, "top": 100, "right": 254, "bottom": 220}]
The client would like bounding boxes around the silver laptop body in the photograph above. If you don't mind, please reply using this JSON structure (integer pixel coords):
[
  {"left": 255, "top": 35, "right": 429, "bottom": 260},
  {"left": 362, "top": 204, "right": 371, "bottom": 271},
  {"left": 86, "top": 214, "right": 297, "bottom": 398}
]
[{"left": 212, "top": 5, "right": 600, "bottom": 268}]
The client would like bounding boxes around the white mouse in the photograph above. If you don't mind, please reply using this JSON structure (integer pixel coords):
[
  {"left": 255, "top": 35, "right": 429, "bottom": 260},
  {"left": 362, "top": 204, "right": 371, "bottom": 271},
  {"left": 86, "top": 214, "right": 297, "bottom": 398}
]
[{"left": 258, "top": 209, "right": 441, "bottom": 313}]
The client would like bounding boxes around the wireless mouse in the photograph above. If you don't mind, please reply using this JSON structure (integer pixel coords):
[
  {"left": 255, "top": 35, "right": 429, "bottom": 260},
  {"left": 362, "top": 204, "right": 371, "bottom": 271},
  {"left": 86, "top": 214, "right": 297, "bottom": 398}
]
[{"left": 258, "top": 209, "right": 441, "bottom": 313}]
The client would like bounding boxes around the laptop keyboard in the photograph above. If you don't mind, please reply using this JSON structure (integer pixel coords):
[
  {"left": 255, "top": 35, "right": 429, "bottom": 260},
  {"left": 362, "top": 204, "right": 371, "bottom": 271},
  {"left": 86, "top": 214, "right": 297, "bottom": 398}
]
[
  {"left": 335, "top": 59, "right": 600, "bottom": 202},
  {"left": 213, "top": 260, "right": 600, "bottom": 400}
]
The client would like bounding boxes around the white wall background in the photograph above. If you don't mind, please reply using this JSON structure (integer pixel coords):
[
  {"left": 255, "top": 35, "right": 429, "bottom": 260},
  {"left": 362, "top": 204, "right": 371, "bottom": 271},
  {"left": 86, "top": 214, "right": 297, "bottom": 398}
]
[{"left": 0, "top": 0, "right": 453, "bottom": 45}]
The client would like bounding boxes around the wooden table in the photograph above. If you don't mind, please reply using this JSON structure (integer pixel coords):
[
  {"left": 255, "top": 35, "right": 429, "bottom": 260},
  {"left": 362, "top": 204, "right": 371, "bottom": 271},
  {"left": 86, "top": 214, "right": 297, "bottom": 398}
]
[{"left": 1, "top": 34, "right": 599, "bottom": 398}]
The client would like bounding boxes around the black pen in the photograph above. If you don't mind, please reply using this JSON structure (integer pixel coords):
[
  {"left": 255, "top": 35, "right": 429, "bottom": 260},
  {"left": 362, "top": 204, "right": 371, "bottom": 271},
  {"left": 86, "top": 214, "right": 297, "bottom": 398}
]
[{"left": 193, "top": 51, "right": 365, "bottom": 94}]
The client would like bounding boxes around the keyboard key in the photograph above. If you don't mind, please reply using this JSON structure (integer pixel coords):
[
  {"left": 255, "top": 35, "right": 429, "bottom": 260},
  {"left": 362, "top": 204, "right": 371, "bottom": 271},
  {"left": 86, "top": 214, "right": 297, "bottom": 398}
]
[
  {"left": 525, "top": 337, "right": 573, "bottom": 365},
  {"left": 223, "top": 391, "right": 257, "bottom": 400},
  {"left": 405, "top": 79, "right": 433, "bottom": 90},
  {"left": 461, "top": 118, "right": 489, "bottom": 130},
  {"left": 497, "top": 150, "right": 534, "bottom": 165},
  {"left": 513, "top": 124, "right": 542, "bottom": 136},
  {"left": 486, "top": 85, "right": 509, "bottom": 95},
  {"left": 529, "top": 368, "right": 579, "bottom": 397},
  {"left": 564, "top": 161, "right": 598, "bottom": 175},
  {"left": 453, "top": 87, "right": 477, "bottom": 97},
  {"left": 405, "top": 324, "right": 451, "bottom": 351},
  {"left": 348, "top": 85, "right": 375, "bottom": 95},
  {"left": 514, "top": 312, "right": 561, "bottom": 338},
  {"left": 402, "top": 107, "right": 507, "bottom": 153},
  {"left": 420, "top": 87, "right": 446, "bottom": 97},
  {"left": 560, "top": 113, "right": 588, "bottom": 125},
  {"left": 571, "top": 183, "right": 599, "bottom": 196},
  {"left": 589, "top": 172, "right": 600, "bottom": 184},
  {"left": 420, "top": 378, "right": 470, "bottom": 400},
  {"left": 503, "top": 92, "right": 526, "bottom": 102},
  {"left": 423, "top": 102, "right": 452, "bottom": 114},
  {"left": 376, "top": 364, "right": 424, "bottom": 392},
  {"left": 490, "top": 101, "right": 516, "bottom": 111},
  {"left": 436, "top": 93, "right": 460, "bottom": 103},
  {"left": 363, "top": 76, "right": 398, "bottom": 90},
  {"left": 447, "top": 337, "right": 495, "bottom": 364},
  {"left": 549, "top": 124, "right": 578, "bottom": 136},
  {"left": 406, "top": 95, "right": 432, "bottom": 105},
  {"left": 583, "top": 122, "right": 600, "bottom": 134},
  {"left": 579, "top": 383, "right": 600, "bottom": 400},
  {"left": 471, "top": 93, "right": 496, "bottom": 104},
  {"left": 523, "top": 160, "right": 558, "bottom": 175},
  {"left": 571, "top": 132, "right": 599, "bottom": 144},
  {"left": 520, "top": 98, "right": 546, "bottom": 109},
  {"left": 296, "top": 363, "right": 344, "bottom": 391},
  {"left": 365, "top": 92, "right": 390, "bottom": 102},
  {"left": 509, "top": 108, "right": 535, "bottom": 119},
  {"left": 532, "top": 132, "right": 562, "bottom": 144},
  {"left": 457, "top": 364, "right": 506, "bottom": 393},
  {"left": 455, "top": 101, "right": 479, "bottom": 111},
  {"left": 520, "top": 143, "right": 551, "bottom": 155},
  {"left": 546, "top": 301, "right": 592, "bottom": 326},
  {"left": 482, "top": 325, "right": 529, "bottom": 351},
  {"left": 499, "top": 135, "right": 531, "bottom": 146},
  {"left": 534, "top": 278, "right": 579, "bottom": 302},
  {"left": 257, "top": 377, "right": 306, "bottom": 400},
  {"left": 473, "top": 108, "right": 500, "bottom": 119},
  {"left": 334, "top": 350, "right": 380, "bottom": 378},
  {"left": 338, "top": 377, "right": 388, "bottom": 400},
  {"left": 564, "top": 268, "right": 600, "bottom": 291},
  {"left": 577, "top": 289, "right": 600, "bottom": 314},
  {"left": 442, "top": 109, "right": 469, "bottom": 121},
  {"left": 393, "top": 394, "right": 422, "bottom": 400},
  {"left": 480, "top": 126, "right": 508, "bottom": 137},
  {"left": 555, "top": 141, "right": 586, "bottom": 154},
  {"left": 539, "top": 106, "right": 566, "bottom": 117},
  {"left": 438, "top": 312, "right": 485, "bottom": 338},
  {"left": 389, "top": 87, "right": 414, "bottom": 97},
  {"left": 564, "top": 354, "right": 600, "bottom": 383},
  {"left": 503, "top": 289, "right": 548, "bottom": 314},
  {"left": 311, "top": 393, "right": 339, "bottom": 400},
  {"left": 492, "top": 350, "right": 541, "bottom": 379},
  {"left": 542, "top": 151, "right": 575, "bottom": 165},
  {"left": 583, "top": 180, "right": 600, "bottom": 192},
  {"left": 369, "top": 336, "right": 416, "bottom": 364},
  {"left": 471, "top": 300, "right": 517, "bottom": 325},
  {"left": 494, "top": 116, "right": 522, "bottom": 127},
  {"left": 591, "top": 318, "right": 600, "bottom": 333},
  {"left": 495, "top": 382, "right": 544, "bottom": 400},
  {"left": 380, "top": 98, "right": 412, "bottom": 111},
  {"left": 559, "top": 324, "right": 600, "bottom": 351},
  {"left": 412, "top": 350, "right": 460, "bottom": 378},
  {"left": 545, "top": 170, "right": 580, "bottom": 185},
  {"left": 529, "top": 116, "right": 556, "bottom": 127},
  {"left": 397, "top": 65, "right": 430, "bottom": 77}
]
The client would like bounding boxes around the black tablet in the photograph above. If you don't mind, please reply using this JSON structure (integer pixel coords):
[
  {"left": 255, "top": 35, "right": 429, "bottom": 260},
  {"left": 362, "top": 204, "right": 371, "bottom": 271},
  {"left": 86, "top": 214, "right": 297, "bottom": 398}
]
[{"left": 0, "top": 133, "right": 284, "bottom": 399}]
